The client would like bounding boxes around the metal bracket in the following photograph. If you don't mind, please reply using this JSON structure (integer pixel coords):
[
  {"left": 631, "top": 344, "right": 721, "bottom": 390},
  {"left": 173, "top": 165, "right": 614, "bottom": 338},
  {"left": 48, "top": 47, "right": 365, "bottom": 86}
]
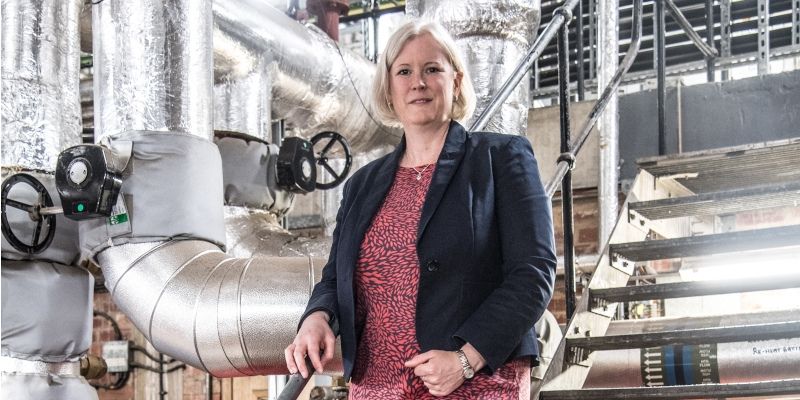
[{"left": 610, "top": 253, "right": 635, "bottom": 275}]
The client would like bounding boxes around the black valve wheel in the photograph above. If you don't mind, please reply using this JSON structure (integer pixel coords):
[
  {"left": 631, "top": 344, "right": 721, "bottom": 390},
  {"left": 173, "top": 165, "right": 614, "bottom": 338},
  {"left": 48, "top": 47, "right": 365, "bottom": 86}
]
[
  {"left": 310, "top": 131, "right": 353, "bottom": 190},
  {"left": 1, "top": 173, "right": 57, "bottom": 255}
]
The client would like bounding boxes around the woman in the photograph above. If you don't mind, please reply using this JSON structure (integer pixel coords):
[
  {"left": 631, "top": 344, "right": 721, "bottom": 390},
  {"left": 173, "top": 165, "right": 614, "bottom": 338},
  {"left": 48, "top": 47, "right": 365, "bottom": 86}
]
[{"left": 285, "top": 20, "right": 556, "bottom": 399}]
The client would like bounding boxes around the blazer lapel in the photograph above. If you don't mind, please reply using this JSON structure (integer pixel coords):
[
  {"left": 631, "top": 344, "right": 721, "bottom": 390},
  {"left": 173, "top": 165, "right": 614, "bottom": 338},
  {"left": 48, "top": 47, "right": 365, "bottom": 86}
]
[{"left": 417, "top": 121, "right": 468, "bottom": 242}]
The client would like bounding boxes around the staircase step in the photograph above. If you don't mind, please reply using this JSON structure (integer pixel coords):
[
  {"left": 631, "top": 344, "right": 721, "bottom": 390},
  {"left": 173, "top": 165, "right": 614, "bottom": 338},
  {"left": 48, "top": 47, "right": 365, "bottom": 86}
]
[
  {"left": 591, "top": 275, "right": 800, "bottom": 304},
  {"left": 637, "top": 138, "right": 800, "bottom": 194},
  {"left": 540, "top": 379, "right": 800, "bottom": 400},
  {"left": 610, "top": 225, "right": 800, "bottom": 261},
  {"left": 567, "top": 321, "right": 800, "bottom": 353},
  {"left": 629, "top": 181, "right": 800, "bottom": 220}
]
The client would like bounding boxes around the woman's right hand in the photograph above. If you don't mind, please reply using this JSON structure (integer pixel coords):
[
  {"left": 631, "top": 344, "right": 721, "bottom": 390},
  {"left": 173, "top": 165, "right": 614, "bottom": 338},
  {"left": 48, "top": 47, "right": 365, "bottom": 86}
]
[{"left": 284, "top": 311, "right": 335, "bottom": 378}]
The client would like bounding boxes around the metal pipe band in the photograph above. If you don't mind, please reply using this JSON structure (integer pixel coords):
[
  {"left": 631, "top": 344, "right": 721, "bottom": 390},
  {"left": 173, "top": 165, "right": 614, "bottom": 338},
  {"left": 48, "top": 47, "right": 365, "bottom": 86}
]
[
  {"left": 1, "top": 0, "right": 82, "bottom": 170},
  {"left": 406, "top": 0, "right": 542, "bottom": 136},
  {"left": 92, "top": 0, "right": 213, "bottom": 141},
  {"left": 0, "top": 357, "right": 81, "bottom": 377},
  {"left": 469, "top": 0, "right": 580, "bottom": 133},
  {"left": 665, "top": 0, "right": 719, "bottom": 58},
  {"left": 97, "top": 240, "right": 342, "bottom": 376},
  {"left": 212, "top": 0, "right": 400, "bottom": 152},
  {"left": 544, "top": 0, "right": 643, "bottom": 197}
]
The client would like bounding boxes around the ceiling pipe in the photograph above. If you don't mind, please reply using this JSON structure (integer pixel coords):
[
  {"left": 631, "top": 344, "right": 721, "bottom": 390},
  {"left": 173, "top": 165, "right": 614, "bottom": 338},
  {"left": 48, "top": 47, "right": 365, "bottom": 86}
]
[{"left": 213, "top": 0, "right": 400, "bottom": 152}]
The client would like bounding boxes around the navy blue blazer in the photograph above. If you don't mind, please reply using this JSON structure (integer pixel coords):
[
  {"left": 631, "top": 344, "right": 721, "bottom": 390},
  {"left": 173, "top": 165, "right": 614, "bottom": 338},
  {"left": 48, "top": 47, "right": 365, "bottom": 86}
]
[{"left": 301, "top": 121, "right": 556, "bottom": 380}]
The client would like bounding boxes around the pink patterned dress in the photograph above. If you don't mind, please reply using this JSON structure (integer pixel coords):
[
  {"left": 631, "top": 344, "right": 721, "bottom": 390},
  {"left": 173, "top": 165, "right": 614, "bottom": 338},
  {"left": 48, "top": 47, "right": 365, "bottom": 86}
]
[{"left": 348, "top": 165, "right": 530, "bottom": 400}]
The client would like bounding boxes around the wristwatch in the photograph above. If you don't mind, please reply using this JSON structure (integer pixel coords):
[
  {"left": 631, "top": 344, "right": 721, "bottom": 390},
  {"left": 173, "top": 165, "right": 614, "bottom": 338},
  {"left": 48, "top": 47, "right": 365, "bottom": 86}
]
[{"left": 455, "top": 349, "right": 475, "bottom": 379}]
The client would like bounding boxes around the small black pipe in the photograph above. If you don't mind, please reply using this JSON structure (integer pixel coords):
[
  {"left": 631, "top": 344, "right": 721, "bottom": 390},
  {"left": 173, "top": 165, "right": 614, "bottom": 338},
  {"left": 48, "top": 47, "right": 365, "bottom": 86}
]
[
  {"left": 557, "top": 14, "right": 577, "bottom": 320},
  {"left": 159, "top": 353, "right": 166, "bottom": 400},
  {"left": 207, "top": 373, "right": 214, "bottom": 400},
  {"left": 656, "top": 0, "right": 667, "bottom": 155},
  {"left": 576, "top": 0, "right": 585, "bottom": 101},
  {"left": 706, "top": 0, "right": 715, "bottom": 82}
]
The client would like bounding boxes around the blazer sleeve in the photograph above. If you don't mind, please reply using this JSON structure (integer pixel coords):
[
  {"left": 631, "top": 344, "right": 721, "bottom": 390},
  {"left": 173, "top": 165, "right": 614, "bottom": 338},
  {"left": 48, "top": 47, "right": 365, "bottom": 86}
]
[
  {"left": 297, "top": 178, "right": 352, "bottom": 332},
  {"left": 453, "top": 135, "right": 557, "bottom": 372}
]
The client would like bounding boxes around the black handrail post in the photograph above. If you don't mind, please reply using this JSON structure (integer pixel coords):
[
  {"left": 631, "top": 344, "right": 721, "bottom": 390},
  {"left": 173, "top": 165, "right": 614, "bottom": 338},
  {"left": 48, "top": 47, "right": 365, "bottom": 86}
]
[
  {"left": 656, "top": 0, "right": 667, "bottom": 155},
  {"left": 556, "top": 7, "right": 577, "bottom": 321},
  {"left": 706, "top": 0, "right": 715, "bottom": 82},
  {"left": 576, "top": 0, "right": 585, "bottom": 101}
]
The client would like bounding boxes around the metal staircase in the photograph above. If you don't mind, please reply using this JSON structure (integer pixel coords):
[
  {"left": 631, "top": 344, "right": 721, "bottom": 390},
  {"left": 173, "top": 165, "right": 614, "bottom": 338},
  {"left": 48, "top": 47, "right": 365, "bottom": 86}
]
[{"left": 535, "top": 138, "right": 800, "bottom": 399}]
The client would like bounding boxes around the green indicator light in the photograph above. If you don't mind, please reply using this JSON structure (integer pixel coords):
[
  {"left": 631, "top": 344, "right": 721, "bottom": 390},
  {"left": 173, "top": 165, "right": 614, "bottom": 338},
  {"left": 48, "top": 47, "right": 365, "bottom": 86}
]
[{"left": 76, "top": 203, "right": 85, "bottom": 212}]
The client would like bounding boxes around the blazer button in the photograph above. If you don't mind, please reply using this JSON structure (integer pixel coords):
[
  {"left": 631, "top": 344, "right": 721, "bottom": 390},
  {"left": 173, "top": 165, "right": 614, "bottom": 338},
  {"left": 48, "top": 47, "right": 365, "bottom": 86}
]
[{"left": 426, "top": 259, "right": 440, "bottom": 272}]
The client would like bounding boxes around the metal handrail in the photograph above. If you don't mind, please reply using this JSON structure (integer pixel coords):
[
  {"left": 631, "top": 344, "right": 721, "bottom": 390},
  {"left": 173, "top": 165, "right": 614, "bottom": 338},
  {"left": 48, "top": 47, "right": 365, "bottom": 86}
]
[
  {"left": 545, "top": 0, "right": 644, "bottom": 198},
  {"left": 469, "top": 0, "right": 580, "bottom": 132},
  {"left": 665, "top": 0, "right": 719, "bottom": 58}
]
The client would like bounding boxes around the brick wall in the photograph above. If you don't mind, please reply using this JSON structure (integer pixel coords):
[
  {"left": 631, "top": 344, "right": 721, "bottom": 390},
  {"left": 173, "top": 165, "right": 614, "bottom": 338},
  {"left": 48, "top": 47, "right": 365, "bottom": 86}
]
[
  {"left": 91, "top": 292, "right": 222, "bottom": 400},
  {"left": 547, "top": 188, "right": 602, "bottom": 323}
]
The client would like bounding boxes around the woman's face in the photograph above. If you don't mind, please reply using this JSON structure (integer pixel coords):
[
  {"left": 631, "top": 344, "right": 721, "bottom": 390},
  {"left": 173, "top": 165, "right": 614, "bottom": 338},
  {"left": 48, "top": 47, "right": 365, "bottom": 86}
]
[{"left": 388, "top": 33, "right": 462, "bottom": 131}]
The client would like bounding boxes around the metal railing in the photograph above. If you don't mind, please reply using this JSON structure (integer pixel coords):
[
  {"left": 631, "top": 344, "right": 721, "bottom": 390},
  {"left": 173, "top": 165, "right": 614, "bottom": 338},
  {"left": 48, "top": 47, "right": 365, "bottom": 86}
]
[{"left": 656, "top": 0, "right": 720, "bottom": 154}]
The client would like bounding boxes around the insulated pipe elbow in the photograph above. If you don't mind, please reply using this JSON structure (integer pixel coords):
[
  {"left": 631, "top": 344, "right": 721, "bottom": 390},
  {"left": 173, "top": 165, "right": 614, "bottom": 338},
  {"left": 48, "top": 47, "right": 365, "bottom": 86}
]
[{"left": 98, "top": 240, "right": 340, "bottom": 376}]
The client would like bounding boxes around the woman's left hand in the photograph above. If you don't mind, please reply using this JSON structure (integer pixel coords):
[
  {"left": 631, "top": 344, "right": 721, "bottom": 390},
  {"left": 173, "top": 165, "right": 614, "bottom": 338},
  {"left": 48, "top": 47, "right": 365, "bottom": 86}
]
[{"left": 405, "top": 350, "right": 464, "bottom": 397}]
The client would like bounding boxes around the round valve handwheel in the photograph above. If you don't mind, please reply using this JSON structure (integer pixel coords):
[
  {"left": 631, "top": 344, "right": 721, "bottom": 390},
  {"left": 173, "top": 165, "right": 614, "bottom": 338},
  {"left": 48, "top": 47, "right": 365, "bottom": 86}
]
[
  {"left": 310, "top": 131, "right": 353, "bottom": 190},
  {"left": 1, "top": 173, "right": 57, "bottom": 255}
]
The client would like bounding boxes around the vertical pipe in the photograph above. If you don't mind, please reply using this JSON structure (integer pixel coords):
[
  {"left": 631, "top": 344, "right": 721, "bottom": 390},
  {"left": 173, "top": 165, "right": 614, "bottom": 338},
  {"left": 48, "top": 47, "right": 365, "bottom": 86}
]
[
  {"left": 656, "top": 0, "right": 667, "bottom": 155},
  {"left": 598, "top": 0, "right": 619, "bottom": 248},
  {"left": 557, "top": 17, "right": 577, "bottom": 320},
  {"left": 93, "top": 0, "right": 213, "bottom": 141},
  {"left": 757, "top": 0, "right": 770, "bottom": 75},
  {"left": 577, "top": 0, "right": 585, "bottom": 101},
  {"left": 159, "top": 353, "right": 166, "bottom": 400},
  {"left": 794, "top": 0, "right": 800, "bottom": 47},
  {"left": 589, "top": 0, "right": 596, "bottom": 79},
  {"left": 721, "top": 0, "right": 732, "bottom": 80},
  {"left": 706, "top": 0, "right": 715, "bottom": 82},
  {"left": 371, "top": 0, "right": 379, "bottom": 62},
  {"left": 1, "top": 0, "right": 82, "bottom": 170}
]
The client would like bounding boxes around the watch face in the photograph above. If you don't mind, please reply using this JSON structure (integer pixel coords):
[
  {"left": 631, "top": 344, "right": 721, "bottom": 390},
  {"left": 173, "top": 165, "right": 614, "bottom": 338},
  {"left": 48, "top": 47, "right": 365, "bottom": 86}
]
[{"left": 464, "top": 368, "right": 475, "bottom": 379}]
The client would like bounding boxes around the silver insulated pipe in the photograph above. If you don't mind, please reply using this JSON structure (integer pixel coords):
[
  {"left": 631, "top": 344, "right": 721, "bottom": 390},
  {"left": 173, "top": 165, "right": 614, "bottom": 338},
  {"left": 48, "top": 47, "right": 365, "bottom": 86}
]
[
  {"left": 91, "top": 0, "right": 342, "bottom": 376},
  {"left": 1, "top": 0, "right": 82, "bottom": 170},
  {"left": 213, "top": 0, "right": 400, "bottom": 151},
  {"left": 92, "top": 0, "right": 213, "bottom": 139},
  {"left": 406, "top": 0, "right": 541, "bottom": 136},
  {"left": 584, "top": 310, "right": 800, "bottom": 388}
]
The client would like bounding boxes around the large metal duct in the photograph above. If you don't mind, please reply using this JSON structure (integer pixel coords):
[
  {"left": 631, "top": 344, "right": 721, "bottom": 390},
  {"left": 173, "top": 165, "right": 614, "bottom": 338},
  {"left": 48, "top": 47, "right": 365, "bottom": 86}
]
[
  {"left": 213, "top": 0, "right": 401, "bottom": 151},
  {"left": 92, "top": 0, "right": 213, "bottom": 138},
  {"left": 90, "top": 0, "right": 342, "bottom": 376},
  {"left": 1, "top": 0, "right": 82, "bottom": 170},
  {"left": 1, "top": 1, "right": 96, "bottom": 399},
  {"left": 584, "top": 310, "right": 800, "bottom": 388},
  {"left": 406, "top": 0, "right": 541, "bottom": 136}
]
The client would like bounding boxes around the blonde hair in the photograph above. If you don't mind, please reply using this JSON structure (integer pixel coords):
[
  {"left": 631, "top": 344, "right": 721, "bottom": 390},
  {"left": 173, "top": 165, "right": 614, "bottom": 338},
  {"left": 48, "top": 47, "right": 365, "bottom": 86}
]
[{"left": 371, "top": 20, "right": 476, "bottom": 128}]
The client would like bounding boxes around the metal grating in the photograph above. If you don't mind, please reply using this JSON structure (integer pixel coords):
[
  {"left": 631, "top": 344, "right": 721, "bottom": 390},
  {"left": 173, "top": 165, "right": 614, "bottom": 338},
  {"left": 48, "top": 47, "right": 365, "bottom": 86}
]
[
  {"left": 533, "top": 0, "right": 800, "bottom": 94},
  {"left": 609, "top": 225, "right": 800, "bottom": 261},
  {"left": 540, "top": 379, "right": 800, "bottom": 400},
  {"left": 637, "top": 138, "right": 800, "bottom": 193},
  {"left": 629, "top": 181, "right": 800, "bottom": 219}
]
